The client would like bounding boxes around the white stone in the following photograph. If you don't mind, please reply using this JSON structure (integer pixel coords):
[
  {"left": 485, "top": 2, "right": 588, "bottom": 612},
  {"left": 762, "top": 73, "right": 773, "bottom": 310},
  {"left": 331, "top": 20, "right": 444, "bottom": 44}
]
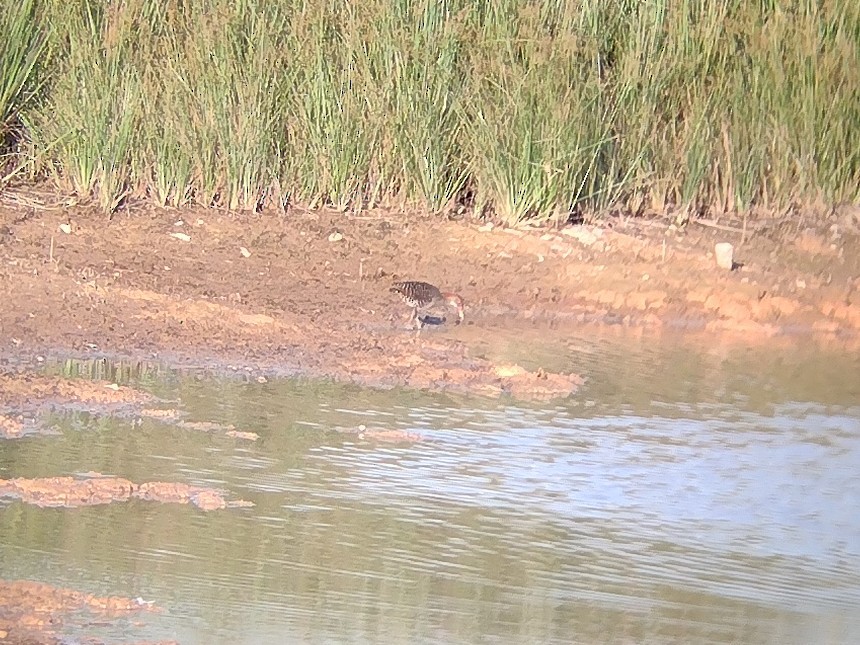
[{"left": 714, "top": 242, "right": 734, "bottom": 270}]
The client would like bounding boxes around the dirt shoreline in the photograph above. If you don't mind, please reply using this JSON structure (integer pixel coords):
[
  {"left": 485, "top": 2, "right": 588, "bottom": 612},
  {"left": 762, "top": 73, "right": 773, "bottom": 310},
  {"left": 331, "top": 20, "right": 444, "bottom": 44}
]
[{"left": 2, "top": 186, "right": 859, "bottom": 398}]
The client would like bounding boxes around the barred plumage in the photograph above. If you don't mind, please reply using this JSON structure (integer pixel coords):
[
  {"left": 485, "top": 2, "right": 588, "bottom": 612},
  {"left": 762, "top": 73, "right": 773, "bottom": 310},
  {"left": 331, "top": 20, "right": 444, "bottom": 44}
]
[{"left": 390, "top": 280, "right": 464, "bottom": 328}]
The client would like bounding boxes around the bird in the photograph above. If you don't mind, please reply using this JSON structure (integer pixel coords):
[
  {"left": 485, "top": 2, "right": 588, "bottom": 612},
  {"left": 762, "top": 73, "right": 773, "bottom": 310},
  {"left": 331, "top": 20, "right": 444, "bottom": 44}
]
[{"left": 389, "top": 281, "right": 464, "bottom": 329}]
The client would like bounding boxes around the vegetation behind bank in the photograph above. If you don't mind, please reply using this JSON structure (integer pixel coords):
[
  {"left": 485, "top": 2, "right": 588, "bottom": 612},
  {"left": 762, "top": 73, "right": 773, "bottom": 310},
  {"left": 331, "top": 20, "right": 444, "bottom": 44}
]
[{"left": 1, "top": 0, "right": 858, "bottom": 223}]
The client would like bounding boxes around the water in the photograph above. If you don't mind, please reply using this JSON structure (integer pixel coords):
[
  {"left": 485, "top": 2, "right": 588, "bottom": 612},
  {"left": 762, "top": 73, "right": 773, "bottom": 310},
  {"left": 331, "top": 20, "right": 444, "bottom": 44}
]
[{"left": 1, "top": 328, "right": 859, "bottom": 644}]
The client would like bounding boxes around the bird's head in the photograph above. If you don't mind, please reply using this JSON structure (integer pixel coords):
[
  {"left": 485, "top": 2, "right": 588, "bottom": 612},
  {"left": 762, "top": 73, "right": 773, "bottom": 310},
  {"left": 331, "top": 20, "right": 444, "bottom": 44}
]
[{"left": 442, "top": 293, "right": 465, "bottom": 323}]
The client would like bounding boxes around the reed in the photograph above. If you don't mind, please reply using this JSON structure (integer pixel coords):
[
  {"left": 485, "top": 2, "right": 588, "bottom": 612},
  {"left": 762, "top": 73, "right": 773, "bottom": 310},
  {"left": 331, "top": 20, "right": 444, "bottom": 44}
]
[
  {"left": 0, "top": 0, "right": 47, "bottom": 181},
  {"left": 1, "top": 0, "right": 856, "bottom": 221}
]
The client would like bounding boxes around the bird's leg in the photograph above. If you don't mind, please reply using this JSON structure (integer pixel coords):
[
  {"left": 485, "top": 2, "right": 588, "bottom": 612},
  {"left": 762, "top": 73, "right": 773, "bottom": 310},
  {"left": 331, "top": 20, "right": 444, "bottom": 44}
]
[{"left": 410, "top": 308, "right": 422, "bottom": 342}]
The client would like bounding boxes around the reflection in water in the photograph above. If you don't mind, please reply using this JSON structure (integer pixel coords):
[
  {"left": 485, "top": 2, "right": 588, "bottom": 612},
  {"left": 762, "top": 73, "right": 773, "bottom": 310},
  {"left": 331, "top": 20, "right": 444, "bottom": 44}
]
[{"left": 1, "top": 331, "right": 859, "bottom": 644}]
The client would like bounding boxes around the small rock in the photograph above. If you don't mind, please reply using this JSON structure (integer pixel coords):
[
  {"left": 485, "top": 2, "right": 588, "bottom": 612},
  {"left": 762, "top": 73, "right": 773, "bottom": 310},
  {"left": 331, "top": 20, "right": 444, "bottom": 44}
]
[
  {"left": 714, "top": 242, "right": 734, "bottom": 270},
  {"left": 169, "top": 232, "right": 191, "bottom": 242},
  {"left": 495, "top": 364, "right": 528, "bottom": 378},
  {"left": 561, "top": 227, "right": 599, "bottom": 246},
  {"left": 328, "top": 231, "right": 343, "bottom": 242},
  {"left": 795, "top": 279, "right": 806, "bottom": 289},
  {"left": 58, "top": 223, "right": 72, "bottom": 235},
  {"left": 225, "top": 430, "right": 259, "bottom": 441},
  {"left": 240, "top": 246, "right": 251, "bottom": 258}
]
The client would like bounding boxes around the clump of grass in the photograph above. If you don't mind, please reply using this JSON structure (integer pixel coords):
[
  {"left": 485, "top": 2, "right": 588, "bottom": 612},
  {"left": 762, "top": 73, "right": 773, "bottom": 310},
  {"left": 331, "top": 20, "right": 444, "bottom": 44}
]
[
  {"left": 149, "top": 2, "right": 290, "bottom": 210},
  {"left": 464, "top": 46, "right": 614, "bottom": 223},
  {"left": 602, "top": 0, "right": 860, "bottom": 215},
  {"left": 0, "top": 0, "right": 47, "bottom": 181},
  {"left": 29, "top": 2, "right": 140, "bottom": 211},
  {"left": 369, "top": 4, "right": 469, "bottom": 212},
  {"left": 460, "top": 2, "right": 621, "bottom": 225},
  {"left": 281, "top": 3, "right": 384, "bottom": 211}
]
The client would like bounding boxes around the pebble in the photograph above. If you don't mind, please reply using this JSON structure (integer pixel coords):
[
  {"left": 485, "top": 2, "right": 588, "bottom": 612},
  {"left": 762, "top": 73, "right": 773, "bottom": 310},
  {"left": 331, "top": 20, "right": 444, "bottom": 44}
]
[{"left": 714, "top": 242, "right": 734, "bottom": 270}]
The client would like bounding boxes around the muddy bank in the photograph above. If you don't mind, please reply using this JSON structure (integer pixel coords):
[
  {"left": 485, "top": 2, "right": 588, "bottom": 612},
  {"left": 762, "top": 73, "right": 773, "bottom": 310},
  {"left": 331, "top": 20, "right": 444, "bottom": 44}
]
[
  {"left": 0, "top": 369, "right": 155, "bottom": 438},
  {"left": 1, "top": 187, "right": 859, "bottom": 396},
  {"left": 0, "top": 371, "right": 152, "bottom": 412},
  {"left": 138, "top": 410, "right": 260, "bottom": 441},
  {"left": 0, "top": 474, "right": 253, "bottom": 511},
  {"left": 0, "top": 579, "right": 167, "bottom": 645}
]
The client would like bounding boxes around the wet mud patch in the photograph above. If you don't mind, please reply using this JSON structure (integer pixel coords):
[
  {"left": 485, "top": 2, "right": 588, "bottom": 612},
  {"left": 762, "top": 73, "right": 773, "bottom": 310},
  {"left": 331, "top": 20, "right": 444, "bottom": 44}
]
[
  {"left": 139, "top": 408, "right": 260, "bottom": 441},
  {"left": 0, "top": 371, "right": 153, "bottom": 414},
  {"left": 339, "top": 335, "right": 584, "bottom": 399},
  {"left": 0, "top": 474, "right": 253, "bottom": 511},
  {"left": 334, "top": 424, "right": 424, "bottom": 444},
  {"left": 493, "top": 364, "right": 585, "bottom": 400},
  {"left": 0, "top": 579, "right": 167, "bottom": 645},
  {"left": 0, "top": 367, "right": 168, "bottom": 441},
  {"left": 0, "top": 413, "right": 34, "bottom": 438}
]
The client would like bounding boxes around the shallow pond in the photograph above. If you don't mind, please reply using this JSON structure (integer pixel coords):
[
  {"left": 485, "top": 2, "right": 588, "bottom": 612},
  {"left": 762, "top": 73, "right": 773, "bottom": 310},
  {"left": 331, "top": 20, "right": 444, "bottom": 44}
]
[{"left": 1, "top": 328, "right": 859, "bottom": 644}]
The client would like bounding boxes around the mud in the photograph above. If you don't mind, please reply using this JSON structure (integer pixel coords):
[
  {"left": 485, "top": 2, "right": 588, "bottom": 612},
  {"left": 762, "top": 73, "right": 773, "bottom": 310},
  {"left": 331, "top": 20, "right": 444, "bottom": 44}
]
[
  {"left": 0, "top": 371, "right": 152, "bottom": 412},
  {"left": 0, "top": 413, "right": 27, "bottom": 438},
  {"left": 335, "top": 424, "right": 425, "bottom": 444},
  {"left": 0, "top": 368, "right": 161, "bottom": 439},
  {"left": 0, "top": 579, "right": 166, "bottom": 645},
  {"left": 4, "top": 185, "right": 857, "bottom": 400},
  {"left": 0, "top": 474, "right": 253, "bottom": 511},
  {"left": 0, "top": 365, "right": 268, "bottom": 442},
  {"left": 139, "top": 409, "right": 260, "bottom": 441}
]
